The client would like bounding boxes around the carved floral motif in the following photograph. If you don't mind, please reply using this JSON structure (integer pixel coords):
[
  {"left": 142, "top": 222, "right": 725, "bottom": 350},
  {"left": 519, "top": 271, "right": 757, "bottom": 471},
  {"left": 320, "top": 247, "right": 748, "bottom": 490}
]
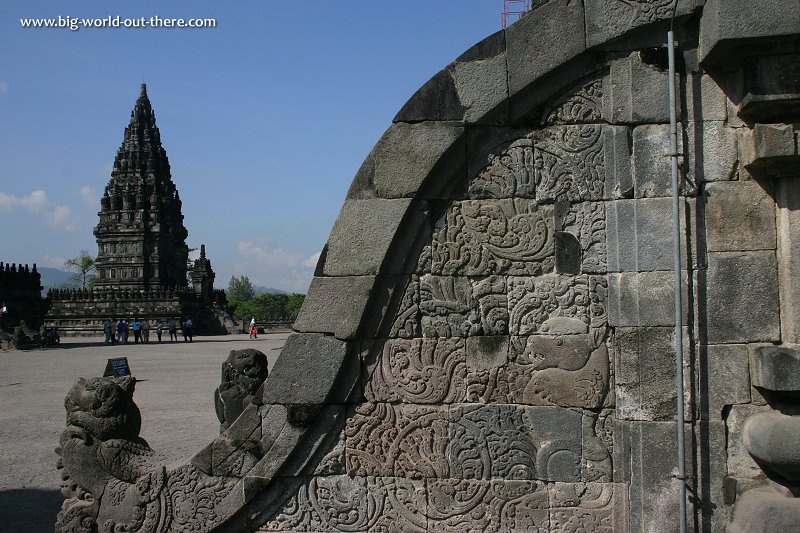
[
  {"left": 363, "top": 338, "right": 467, "bottom": 404},
  {"left": 429, "top": 199, "right": 555, "bottom": 276},
  {"left": 544, "top": 79, "right": 604, "bottom": 126},
  {"left": 534, "top": 125, "right": 605, "bottom": 202}
]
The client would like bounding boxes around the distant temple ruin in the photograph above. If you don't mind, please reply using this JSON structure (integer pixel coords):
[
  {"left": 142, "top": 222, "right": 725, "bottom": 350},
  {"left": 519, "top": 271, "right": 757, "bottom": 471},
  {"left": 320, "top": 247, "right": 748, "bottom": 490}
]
[{"left": 46, "top": 85, "right": 224, "bottom": 335}]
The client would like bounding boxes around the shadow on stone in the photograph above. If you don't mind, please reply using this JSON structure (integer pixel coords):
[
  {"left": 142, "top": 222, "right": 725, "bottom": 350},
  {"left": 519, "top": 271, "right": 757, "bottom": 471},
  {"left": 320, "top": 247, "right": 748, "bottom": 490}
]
[{"left": 0, "top": 488, "right": 63, "bottom": 533}]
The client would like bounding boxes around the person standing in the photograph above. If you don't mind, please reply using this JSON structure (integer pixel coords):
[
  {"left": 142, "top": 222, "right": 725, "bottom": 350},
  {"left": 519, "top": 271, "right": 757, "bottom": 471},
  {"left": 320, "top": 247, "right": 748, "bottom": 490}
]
[
  {"left": 156, "top": 320, "right": 163, "bottom": 343},
  {"left": 142, "top": 319, "right": 150, "bottom": 343},
  {"left": 183, "top": 316, "right": 193, "bottom": 342},
  {"left": 117, "top": 319, "right": 126, "bottom": 344},
  {"left": 103, "top": 318, "right": 112, "bottom": 344},
  {"left": 249, "top": 317, "right": 257, "bottom": 339},
  {"left": 168, "top": 318, "right": 178, "bottom": 342},
  {"left": 132, "top": 319, "right": 142, "bottom": 344}
]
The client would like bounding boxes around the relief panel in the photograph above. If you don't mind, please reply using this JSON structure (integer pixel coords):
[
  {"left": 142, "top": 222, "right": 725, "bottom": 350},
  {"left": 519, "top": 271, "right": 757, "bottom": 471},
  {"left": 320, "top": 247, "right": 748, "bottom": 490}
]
[
  {"left": 429, "top": 199, "right": 555, "bottom": 276},
  {"left": 259, "top": 476, "right": 427, "bottom": 533},
  {"left": 363, "top": 338, "right": 467, "bottom": 404},
  {"left": 345, "top": 403, "right": 449, "bottom": 479},
  {"left": 427, "top": 479, "right": 550, "bottom": 532}
]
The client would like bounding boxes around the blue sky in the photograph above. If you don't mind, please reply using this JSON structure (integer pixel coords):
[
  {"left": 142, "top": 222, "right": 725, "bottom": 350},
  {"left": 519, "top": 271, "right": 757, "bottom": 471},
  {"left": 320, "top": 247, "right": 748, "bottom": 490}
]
[{"left": 0, "top": 1, "right": 503, "bottom": 293}]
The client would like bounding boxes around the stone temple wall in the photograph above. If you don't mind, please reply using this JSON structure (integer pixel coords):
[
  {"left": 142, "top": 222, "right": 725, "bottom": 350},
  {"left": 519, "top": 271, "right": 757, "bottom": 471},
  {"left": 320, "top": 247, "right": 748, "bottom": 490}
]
[{"left": 55, "top": 1, "right": 800, "bottom": 532}]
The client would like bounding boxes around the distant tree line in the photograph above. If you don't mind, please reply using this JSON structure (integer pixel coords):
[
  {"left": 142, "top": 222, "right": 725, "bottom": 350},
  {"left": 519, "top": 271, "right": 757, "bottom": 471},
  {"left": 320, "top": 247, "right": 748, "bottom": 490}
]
[{"left": 226, "top": 275, "right": 304, "bottom": 322}]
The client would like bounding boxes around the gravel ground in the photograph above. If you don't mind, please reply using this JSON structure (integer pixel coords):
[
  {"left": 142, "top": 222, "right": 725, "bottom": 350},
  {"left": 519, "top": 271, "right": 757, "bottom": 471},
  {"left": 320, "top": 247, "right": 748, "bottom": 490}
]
[{"left": 0, "top": 332, "right": 289, "bottom": 533}]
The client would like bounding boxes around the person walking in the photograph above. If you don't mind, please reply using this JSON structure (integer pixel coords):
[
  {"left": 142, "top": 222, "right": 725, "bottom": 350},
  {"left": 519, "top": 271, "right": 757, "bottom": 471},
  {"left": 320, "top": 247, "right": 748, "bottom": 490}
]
[
  {"left": 103, "top": 318, "right": 112, "bottom": 344},
  {"left": 142, "top": 319, "right": 150, "bottom": 343},
  {"left": 132, "top": 319, "right": 142, "bottom": 344},
  {"left": 183, "top": 317, "right": 193, "bottom": 342},
  {"left": 156, "top": 320, "right": 163, "bottom": 343},
  {"left": 168, "top": 318, "right": 178, "bottom": 342},
  {"left": 249, "top": 317, "right": 257, "bottom": 339}
]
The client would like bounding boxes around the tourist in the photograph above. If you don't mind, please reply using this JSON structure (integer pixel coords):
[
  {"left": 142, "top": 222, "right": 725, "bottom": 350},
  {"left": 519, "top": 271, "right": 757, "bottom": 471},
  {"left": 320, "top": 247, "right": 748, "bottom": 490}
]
[
  {"left": 103, "top": 318, "right": 112, "bottom": 344},
  {"left": 0, "top": 302, "right": 6, "bottom": 317},
  {"left": 183, "top": 316, "right": 193, "bottom": 342},
  {"left": 142, "top": 319, "right": 150, "bottom": 343},
  {"left": 116, "top": 319, "right": 127, "bottom": 344},
  {"left": 132, "top": 319, "right": 142, "bottom": 344},
  {"left": 156, "top": 320, "right": 163, "bottom": 343},
  {"left": 249, "top": 317, "right": 257, "bottom": 339},
  {"left": 168, "top": 318, "right": 178, "bottom": 342}
]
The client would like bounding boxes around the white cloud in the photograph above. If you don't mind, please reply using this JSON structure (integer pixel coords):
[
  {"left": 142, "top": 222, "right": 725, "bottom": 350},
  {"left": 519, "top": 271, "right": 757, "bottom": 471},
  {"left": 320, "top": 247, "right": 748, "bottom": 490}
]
[
  {"left": 46, "top": 205, "right": 79, "bottom": 230},
  {"left": 40, "top": 255, "right": 67, "bottom": 268},
  {"left": 0, "top": 189, "right": 80, "bottom": 231},
  {"left": 0, "top": 82, "right": 8, "bottom": 94},
  {"left": 302, "top": 251, "right": 321, "bottom": 269},
  {"left": 234, "top": 239, "right": 319, "bottom": 293},
  {"left": 77, "top": 186, "right": 97, "bottom": 207}
]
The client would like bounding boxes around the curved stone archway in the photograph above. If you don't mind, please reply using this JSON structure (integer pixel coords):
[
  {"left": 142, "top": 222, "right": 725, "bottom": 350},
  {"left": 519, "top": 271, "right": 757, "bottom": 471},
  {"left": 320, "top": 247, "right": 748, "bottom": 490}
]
[{"left": 55, "top": 1, "right": 800, "bottom": 532}]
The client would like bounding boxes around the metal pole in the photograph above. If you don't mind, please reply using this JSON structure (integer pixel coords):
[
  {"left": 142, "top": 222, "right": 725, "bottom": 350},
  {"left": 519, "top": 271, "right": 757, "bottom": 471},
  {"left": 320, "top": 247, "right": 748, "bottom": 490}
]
[{"left": 667, "top": 29, "right": 688, "bottom": 533}]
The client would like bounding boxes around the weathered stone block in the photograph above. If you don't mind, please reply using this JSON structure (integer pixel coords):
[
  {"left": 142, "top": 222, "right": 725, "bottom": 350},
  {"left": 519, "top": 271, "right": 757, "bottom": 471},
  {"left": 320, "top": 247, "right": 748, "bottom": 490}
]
[
  {"left": 706, "top": 251, "right": 780, "bottom": 344},
  {"left": 632, "top": 124, "right": 694, "bottom": 198},
  {"left": 740, "top": 123, "right": 800, "bottom": 179},
  {"left": 621, "top": 420, "right": 696, "bottom": 533},
  {"left": 685, "top": 120, "right": 739, "bottom": 183},
  {"left": 777, "top": 178, "right": 800, "bottom": 344},
  {"left": 685, "top": 73, "right": 728, "bottom": 123},
  {"left": 727, "top": 488, "right": 800, "bottom": 533},
  {"left": 749, "top": 345, "right": 800, "bottom": 392},
  {"left": 466, "top": 127, "right": 535, "bottom": 197},
  {"left": 394, "top": 67, "right": 465, "bottom": 123},
  {"left": 363, "top": 337, "right": 467, "bottom": 404},
  {"left": 323, "top": 198, "right": 413, "bottom": 276},
  {"left": 293, "top": 275, "right": 374, "bottom": 339},
  {"left": 262, "top": 333, "right": 352, "bottom": 406},
  {"left": 615, "top": 326, "right": 691, "bottom": 421},
  {"left": 706, "top": 344, "right": 751, "bottom": 419},
  {"left": 608, "top": 51, "right": 677, "bottom": 125},
  {"left": 725, "top": 404, "right": 770, "bottom": 479},
  {"left": 506, "top": 0, "right": 586, "bottom": 96},
  {"left": 347, "top": 121, "right": 465, "bottom": 199},
  {"left": 608, "top": 270, "right": 690, "bottom": 327},
  {"left": 453, "top": 48, "right": 510, "bottom": 125},
  {"left": 744, "top": 412, "right": 800, "bottom": 481},
  {"left": 585, "top": 0, "right": 694, "bottom": 48},
  {"left": 607, "top": 197, "right": 691, "bottom": 272},
  {"left": 700, "top": 0, "right": 800, "bottom": 66},
  {"left": 549, "top": 483, "right": 629, "bottom": 533}
]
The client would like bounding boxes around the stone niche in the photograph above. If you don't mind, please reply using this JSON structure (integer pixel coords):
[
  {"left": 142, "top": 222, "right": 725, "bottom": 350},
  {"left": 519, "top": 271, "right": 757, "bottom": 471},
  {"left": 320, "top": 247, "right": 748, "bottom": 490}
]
[{"left": 55, "top": 1, "right": 800, "bottom": 532}]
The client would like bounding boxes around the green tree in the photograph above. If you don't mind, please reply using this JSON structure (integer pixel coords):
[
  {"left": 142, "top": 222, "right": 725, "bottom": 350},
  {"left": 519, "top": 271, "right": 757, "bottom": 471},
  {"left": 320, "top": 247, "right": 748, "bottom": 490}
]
[
  {"left": 227, "top": 275, "right": 255, "bottom": 314},
  {"left": 237, "top": 293, "right": 288, "bottom": 321},
  {"left": 285, "top": 293, "right": 305, "bottom": 321},
  {"left": 64, "top": 250, "right": 96, "bottom": 290}
]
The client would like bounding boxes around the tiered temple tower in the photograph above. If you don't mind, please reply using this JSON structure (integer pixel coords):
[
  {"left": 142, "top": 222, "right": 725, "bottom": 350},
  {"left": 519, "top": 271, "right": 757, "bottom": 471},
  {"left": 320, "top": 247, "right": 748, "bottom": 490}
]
[
  {"left": 46, "top": 84, "right": 227, "bottom": 336},
  {"left": 93, "top": 84, "right": 189, "bottom": 290}
]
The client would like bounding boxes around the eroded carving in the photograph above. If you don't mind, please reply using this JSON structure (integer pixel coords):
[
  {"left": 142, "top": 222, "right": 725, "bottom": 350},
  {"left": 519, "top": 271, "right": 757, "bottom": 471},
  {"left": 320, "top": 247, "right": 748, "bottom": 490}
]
[
  {"left": 214, "top": 348, "right": 269, "bottom": 430},
  {"left": 544, "top": 79, "right": 604, "bottom": 126},
  {"left": 558, "top": 201, "right": 608, "bottom": 273},
  {"left": 56, "top": 376, "right": 235, "bottom": 533},
  {"left": 364, "top": 338, "right": 467, "bottom": 404},
  {"left": 429, "top": 199, "right": 555, "bottom": 276},
  {"left": 534, "top": 125, "right": 605, "bottom": 202},
  {"left": 508, "top": 274, "right": 593, "bottom": 335},
  {"left": 345, "top": 403, "right": 449, "bottom": 478},
  {"left": 468, "top": 138, "right": 536, "bottom": 199}
]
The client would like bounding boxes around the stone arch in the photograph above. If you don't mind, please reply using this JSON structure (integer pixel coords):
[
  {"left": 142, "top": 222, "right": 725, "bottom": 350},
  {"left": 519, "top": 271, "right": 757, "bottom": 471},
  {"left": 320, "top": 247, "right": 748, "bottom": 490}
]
[{"left": 54, "top": 1, "right": 800, "bottom": 532}]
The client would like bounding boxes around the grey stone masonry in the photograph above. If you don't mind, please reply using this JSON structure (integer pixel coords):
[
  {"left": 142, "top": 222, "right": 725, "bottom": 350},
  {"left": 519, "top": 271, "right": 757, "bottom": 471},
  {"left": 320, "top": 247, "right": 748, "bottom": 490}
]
[
  {"left": 704, "top": 180, "right": 776, "bottom": 252},
  {"left": 706, "top": 251, "right": 780, "bottom": 344}
]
